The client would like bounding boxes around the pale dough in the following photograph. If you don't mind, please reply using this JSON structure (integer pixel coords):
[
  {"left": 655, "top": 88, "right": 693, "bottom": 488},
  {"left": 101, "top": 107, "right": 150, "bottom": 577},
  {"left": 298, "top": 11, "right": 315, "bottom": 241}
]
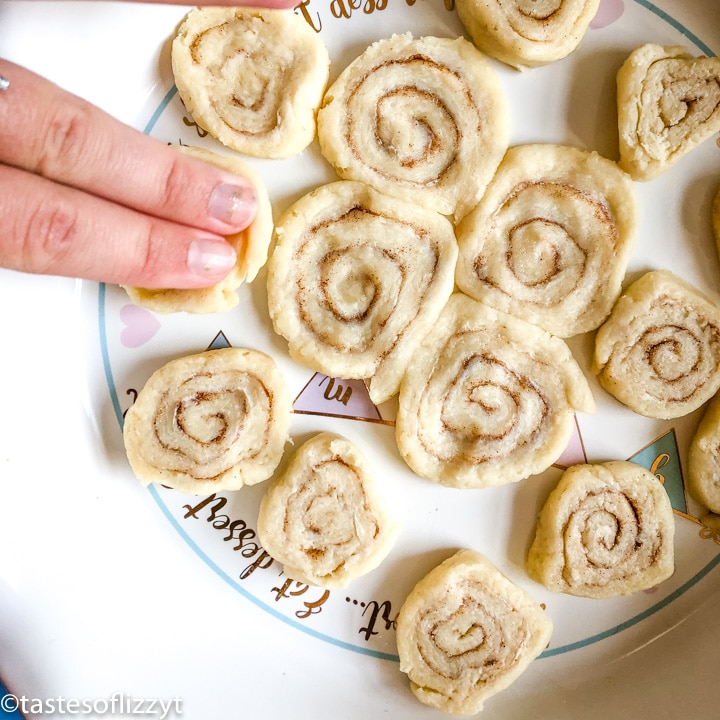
[
  {"left": 396, "top": 549, "right": 552, "bottom": 715},
  {"left": 266, "top": 180, "right": 458, "bottom": 405},
  {"left": 617, "top": 44, "right": 720, "bottom": 180},
  {"left": 526, "top": 461, "right": 675, "bottom": 598},
  {"left": 123, "top": 145, "right": 273, "bottom": 314},
  {"left": 123, "top": 347, "right": 291, "bottom": 494},
  {"left": 688, "top": 393, "right": 720, "bottom": 514},
  {"left": 455, "top": 0, "right": 601, "bottom": 70},
  {"left": 396, "top": 293, "right": 595, "bottom": 488},
  {"left": 172, "top": 7, "right": 329, "bottom": 159},
  {"left": 257, "top": 432, "right": 399, "bottom": 589},
  {"left": 455, "top": 143, "right": 638, "bottom": 337},
  {"left": 593, "top": 269, "right": 720, "bottom": 419},
  {"left": 317, "top": 33, "right": 509, "bottom": 222}
]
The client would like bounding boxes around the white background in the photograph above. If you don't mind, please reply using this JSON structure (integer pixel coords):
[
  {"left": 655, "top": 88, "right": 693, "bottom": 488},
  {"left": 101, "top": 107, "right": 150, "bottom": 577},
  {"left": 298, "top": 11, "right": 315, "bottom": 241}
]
[{"left": 1, "top": 1, "right": 720, "bottom": 718}]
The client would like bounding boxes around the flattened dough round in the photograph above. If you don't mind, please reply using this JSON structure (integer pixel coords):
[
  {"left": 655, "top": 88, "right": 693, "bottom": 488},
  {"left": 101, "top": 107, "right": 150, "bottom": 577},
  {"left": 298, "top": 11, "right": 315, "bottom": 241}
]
[
  {"left": 123, "top": 145, "right": 273, "bottom": 314},
  {"left": 456, "top": 0, "right": 601, "bottom": 70},
  {"left": 123, "top": 347, "right": 291, "bottom": 494},
  {"left": 317, "top": 33, "right": 509, "bottom": 221},
  {"left": 593, "top": 270, "right": 720, "bottom": 419},
  {"left": 266, "top": 180, "right": 458, "bottom": 405},
  {"left": 617, "top": 44, "right": 720, "bottom": 180},
  {"left": 526, "top": 461, "right": 675, "bottom": 598},
  {"left": 455, "top": 144, "right": 638, "bottom": 337},
  {"left": 396, "top": 293, "right": 595, "bottom": 488},
  {"left": 396, "top": 549, "right": 552, "bottom": 715},
  {"left": 172, "top": 7, "right": 329, "bottom": 158},
  {"left": 257, "top": 432, "right": 399, "bottom": 589}
]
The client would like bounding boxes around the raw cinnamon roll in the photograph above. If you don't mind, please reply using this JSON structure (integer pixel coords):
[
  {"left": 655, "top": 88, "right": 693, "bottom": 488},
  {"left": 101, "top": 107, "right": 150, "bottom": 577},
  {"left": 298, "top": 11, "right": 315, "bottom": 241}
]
[
  {"left": 526, "top": 461, "right": 675, "bottom": 598},
  {"left": 257, "top": 433, "right": 399, "bottom": 589},
  {"left": 455, "top": 0, "right": 600, "bottom": 70},
  {"left": 455, "top": 144, "right": 638, "bottom": 337},
  {"left": 266, "top": 181, "right": 458, "bottom": 405},
  {"left": 688, "top": 393, "right": 720, "bottom": 514},
  {"left": 593, "top": 270, "right": 720, "bottom": 419},
  {"left": 123, "top": 348, "right": 291, "bottom": 494},
  {"left": 396, "top": 549, "right": 552, "bottom": 716},
  {"left": 395, "top": 294, "right": 595, "bottom": 488},
  {"left": 172, "top": 7, "right": 330, "bottom": 158},
  {"left": 317, "top": 34, "right": 509, "bottom": 221},
  {"left": 123, "top": 145, "right": 273, "bottom": 314},
  {"left": 617, "top": 44, "right": 720, "bottom": 180}
]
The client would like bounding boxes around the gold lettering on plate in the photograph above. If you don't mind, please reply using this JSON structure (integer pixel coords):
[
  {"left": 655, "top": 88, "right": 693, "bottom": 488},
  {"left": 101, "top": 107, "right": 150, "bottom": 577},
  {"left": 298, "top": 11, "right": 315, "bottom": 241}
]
[
  {"left": 181, "top": 494, "right": 331, "bottom": 617},
  {"left": 293, "top": 0, "right": 455, "bottom": 33}
]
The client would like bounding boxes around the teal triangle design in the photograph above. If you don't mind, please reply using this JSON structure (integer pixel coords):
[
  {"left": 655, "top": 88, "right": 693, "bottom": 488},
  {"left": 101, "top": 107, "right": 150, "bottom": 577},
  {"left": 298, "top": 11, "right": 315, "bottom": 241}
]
[{"left": 628, "top": 429, "right": 687, "bottom": 515}]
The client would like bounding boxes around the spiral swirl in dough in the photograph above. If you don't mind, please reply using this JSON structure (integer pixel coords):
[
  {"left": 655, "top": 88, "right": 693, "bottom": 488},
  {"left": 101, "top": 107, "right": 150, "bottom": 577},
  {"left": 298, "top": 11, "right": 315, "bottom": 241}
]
[
  {"left": 593, "top": 270, "right": 720, "bottom": 419},
  {"left": 172, "top": 7, "right": 329, "bottom": 159},
  {"left": 317, "top": 34, "right": 509, "bottom": 221},
  {"left": 123, "top": 348, "right": 291, "bottom": 494},
  {"left": 455, "top": 0, "right": 600, "bottom": 70},
  {"left": 527, "top": 461, "right": 675, "bottom": 598},
  {"left": 266, "top": 181, "right": 458, "bottom": 405},
  {"left": 396, "top": 294, "right": 595, "bottom": 489},
  {"left": 257, "top": 433, "right": 399, "bottom": 589},
  {"left": 617, "top": 44, "right": 720, "bottom": 180},
  {"left": 123, "top": 145, "right": 273, "bottom": 314},
  {"left": 455, "top": 144, "right": 638, "bottom": 337},
  {"left": 396, "top": 549, "right": 552, "bottom": 716}
]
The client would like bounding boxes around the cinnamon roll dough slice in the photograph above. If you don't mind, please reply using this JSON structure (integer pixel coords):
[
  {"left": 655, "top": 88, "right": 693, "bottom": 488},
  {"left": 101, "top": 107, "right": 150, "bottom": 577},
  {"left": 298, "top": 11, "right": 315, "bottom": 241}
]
[
  {"left": 266, "top": 181, "right": 458, "bottom": 405},
  {"left": 396, "top": 549, "right": 552, "bottom": 716},
  {"left": 123, "top": 348, "right": 291, "bottom": 494},
  {"left": 617, "top": 44, "right": 720, "bottom": 180},
  {"left": 593, "top": 270, "right": 720, "bottom": 419},
  {"left": 124, "top": 145, "right": 273, "bottom": 314},
  {"left": 396, "top": 294, "right": 595, "bottom": 488},
  {"left": 688, "top": 393, "right": 720, "bottom": 514},
  {"left": 317, "top": 34, "right": 509, "bottom": 221},
  {"left": 455, "top": 144, "right": 638, "bottom": 337},
  {"left": 526, "top": 461, "right": 675, "bottom": 598},
  {"left": 172, "top": 7, "right": 329, "bottom": 159},
  {"left": 456, "top": 0, "right": 600, "bottom": 70},
  {"left": 257, "top": 433, "right": 399, "bottom": 589}
]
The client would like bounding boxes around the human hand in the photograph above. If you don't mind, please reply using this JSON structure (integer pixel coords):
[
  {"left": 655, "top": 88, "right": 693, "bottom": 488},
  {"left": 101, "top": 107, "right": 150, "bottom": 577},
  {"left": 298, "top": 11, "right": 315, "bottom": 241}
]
[{"left": 0, "top": 0, "right": 296, "bottom": 289}]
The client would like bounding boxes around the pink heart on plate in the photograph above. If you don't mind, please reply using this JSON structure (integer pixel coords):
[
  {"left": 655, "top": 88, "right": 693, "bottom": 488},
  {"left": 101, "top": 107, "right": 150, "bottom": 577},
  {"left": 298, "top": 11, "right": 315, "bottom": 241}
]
[
  {"left": 590, "top": 0, "right": 625, "bottom": 29},
  {"left": 120, "top": 304, "right": 161, "bottom": 348}
]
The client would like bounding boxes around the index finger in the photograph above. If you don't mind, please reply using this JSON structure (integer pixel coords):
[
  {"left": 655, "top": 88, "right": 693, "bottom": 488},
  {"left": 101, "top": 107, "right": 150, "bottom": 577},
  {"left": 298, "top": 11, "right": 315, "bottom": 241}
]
[{"left": 0, "top": 59, "right": 260, "bottom": 235}]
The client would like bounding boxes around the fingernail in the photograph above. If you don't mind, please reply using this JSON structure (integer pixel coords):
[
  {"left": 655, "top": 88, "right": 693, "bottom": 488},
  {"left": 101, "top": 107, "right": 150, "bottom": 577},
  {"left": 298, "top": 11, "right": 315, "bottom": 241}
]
[
  {"left": 209, "top": 180, "right": 258, "bottom": 228},
  {"left": 187, "top": 237, "right": 237, "bottom": 277}
]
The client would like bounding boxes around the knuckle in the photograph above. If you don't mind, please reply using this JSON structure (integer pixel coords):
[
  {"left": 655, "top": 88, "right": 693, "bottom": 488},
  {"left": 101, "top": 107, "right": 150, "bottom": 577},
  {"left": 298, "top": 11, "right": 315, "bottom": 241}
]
[
  {"left": 36, "top": 102, "right": 93, "bottom": 177},
  {"left": 24, "top": 201, "right": 82, "bottom": 273},
  {"left": 159, "top": 156, "right": 195, "bottom": 212}
]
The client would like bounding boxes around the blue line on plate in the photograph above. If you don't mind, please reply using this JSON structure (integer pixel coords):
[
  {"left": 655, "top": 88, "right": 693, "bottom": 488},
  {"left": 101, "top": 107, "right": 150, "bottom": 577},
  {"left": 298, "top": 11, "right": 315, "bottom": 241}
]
[
  {"left": 146, "top": 486, "right": 401, "bottom": 663},
  {"left": 541, "top": 552, "right": 720, "bottom": 657},
  {"left": 634, "top": 0, "right": 716, "bottom": 57},
  {"left": 143, "top": 85, "right": 178, "bottom": 135}
]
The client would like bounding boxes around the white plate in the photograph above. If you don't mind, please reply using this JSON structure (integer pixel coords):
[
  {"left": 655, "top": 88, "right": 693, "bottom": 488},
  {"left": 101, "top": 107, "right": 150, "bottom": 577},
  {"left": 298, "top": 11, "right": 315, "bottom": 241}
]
[{"left": 1, "top": 1, "right": 720, "bottom": 718}]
